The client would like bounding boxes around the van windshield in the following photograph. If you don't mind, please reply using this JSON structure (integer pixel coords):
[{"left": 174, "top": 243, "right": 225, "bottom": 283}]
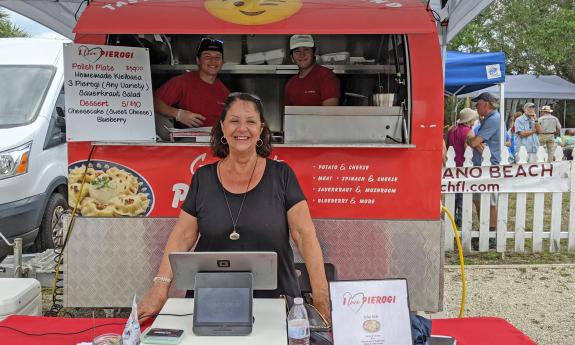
[{"left": 0, "top": 66, "right": 55, "bottom": 127}]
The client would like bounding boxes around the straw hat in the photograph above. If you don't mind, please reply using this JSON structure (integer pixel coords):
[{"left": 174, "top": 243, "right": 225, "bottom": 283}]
[
  {"left": 457, "top": 108, "right": 478, "bottom": 124},
  {"left": 541, "top": 105, "right": 553, "bottom": 113}
]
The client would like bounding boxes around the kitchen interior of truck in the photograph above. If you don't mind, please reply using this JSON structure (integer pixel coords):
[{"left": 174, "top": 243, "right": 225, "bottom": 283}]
[{"left": 107, "top": 34, "right": 411, "bottom": 145}]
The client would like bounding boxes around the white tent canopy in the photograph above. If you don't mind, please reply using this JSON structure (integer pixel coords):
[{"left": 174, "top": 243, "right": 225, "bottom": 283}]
[
  {"left": 0, "top": 0, "right": 85, "bottom": 39},
  {"left": 1, "top": 0, "right": 492, "bottom": 41},
  {"left": 461, "top": 75, "right": 575, "bottom": 100},
  {"left": 460, "top": 75, "right": 575, "bottom": 129},
  {"left": 429, "top": 0, "right": 494, "bottom": 44}
]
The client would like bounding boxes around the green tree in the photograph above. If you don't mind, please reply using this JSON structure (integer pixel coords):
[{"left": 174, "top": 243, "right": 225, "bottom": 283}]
[
  {"left": 449, "top": 0, "right": 575, "bottom": 82},
  {"left": 0, "top": 8, "right": 28, "bottom": 38},
  {"left": 448, "top": 0, "right": 575, "bottom": 127}
]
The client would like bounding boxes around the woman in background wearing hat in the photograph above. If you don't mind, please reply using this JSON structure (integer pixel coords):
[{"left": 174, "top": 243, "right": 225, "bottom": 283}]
[
  {"left": 446, "top": 108, "right": 478, "bottom": 225},
  {"left": 284, "top": 34, "right": 340, "bottom": 106},
  {"left": 154, "top": 37, "right": 229, "bottom": 135},
  {"left": 537, "top": 105, "right": 561, "bottom": 162}
]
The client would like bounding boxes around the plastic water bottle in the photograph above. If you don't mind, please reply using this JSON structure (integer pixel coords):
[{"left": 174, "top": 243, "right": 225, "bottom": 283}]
[{"left": 287, "top": 297, "right": 310, "bottom": 345}]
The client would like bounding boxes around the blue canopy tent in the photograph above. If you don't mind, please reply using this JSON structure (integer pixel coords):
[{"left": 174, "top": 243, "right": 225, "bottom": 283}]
[
  {"left": 445, "top": 51, "right": 506, "bottom": 95},
  {"left": 444, "top": 51, "right": 507, "bottom": 159}
]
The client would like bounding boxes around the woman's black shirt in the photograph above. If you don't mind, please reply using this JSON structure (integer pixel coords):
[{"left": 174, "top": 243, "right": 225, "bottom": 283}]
[{"left": 182, "top": 158, "right": 306, "bottom": 297}]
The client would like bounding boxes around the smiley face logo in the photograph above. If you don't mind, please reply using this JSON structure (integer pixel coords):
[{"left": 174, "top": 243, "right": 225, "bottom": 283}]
[{"left": 205, "top": 0, "right": 302, "bottom": 25}]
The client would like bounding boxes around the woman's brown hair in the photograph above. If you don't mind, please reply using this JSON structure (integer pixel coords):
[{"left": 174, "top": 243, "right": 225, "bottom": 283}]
[{"left": 210, "top": 92, "right": 273, "bottom": 158}]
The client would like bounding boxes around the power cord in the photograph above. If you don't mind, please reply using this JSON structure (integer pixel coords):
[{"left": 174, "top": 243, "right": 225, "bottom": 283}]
[
  {"left": 46, "top": 145, "right": 97, "bottom": 317},
  {"left": 441, "top": 205, "right": 467, "bottom": 318},
  {"left": 0, "top": 313, "right": 193, "bottom": 337}
]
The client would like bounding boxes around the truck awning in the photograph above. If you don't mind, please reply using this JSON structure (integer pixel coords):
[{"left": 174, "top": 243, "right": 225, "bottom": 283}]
[{"left": 74, "top": 0, "right": 437, "bottom": 35}]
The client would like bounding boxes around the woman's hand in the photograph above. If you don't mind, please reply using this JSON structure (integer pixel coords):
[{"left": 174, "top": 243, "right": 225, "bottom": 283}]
[
  {"left": 313, "top": 296, "right": 331, "bottom": 324},
  {"left": 137, "top": 283, "right": 169, "bottom": 322}
]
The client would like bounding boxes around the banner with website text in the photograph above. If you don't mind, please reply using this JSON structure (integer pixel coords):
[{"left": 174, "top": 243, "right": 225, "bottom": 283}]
[{"left": 442, "top": 161, "right": 572, "bottom": 194}]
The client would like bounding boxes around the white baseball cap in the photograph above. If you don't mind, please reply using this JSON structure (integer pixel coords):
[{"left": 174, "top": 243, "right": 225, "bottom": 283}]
[{"left": 290, "top": 34, "right": 315, "bottom": 50}]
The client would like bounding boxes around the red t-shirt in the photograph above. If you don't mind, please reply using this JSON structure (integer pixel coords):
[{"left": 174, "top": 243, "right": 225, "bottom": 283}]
[
  {"left": 154, "top": 71, "right": 229, "bottom": 127},
  {"left": 284, "top": 64, "right": 340, "bottom": 106}
]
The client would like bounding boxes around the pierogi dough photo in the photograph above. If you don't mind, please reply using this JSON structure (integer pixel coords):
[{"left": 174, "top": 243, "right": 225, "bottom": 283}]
[{"left": 68, "top": 163, "right": 150, "bottom": 217}]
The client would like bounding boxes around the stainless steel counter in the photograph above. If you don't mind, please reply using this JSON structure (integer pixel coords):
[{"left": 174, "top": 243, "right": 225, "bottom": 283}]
[{"left": 284, "top": 106, "right": 404, "bottom": 144}]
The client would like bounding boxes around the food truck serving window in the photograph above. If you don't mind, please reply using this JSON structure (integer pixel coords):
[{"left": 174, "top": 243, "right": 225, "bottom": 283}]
[{"left": 108, "top": 34, "right": 411, "bottom": 146}]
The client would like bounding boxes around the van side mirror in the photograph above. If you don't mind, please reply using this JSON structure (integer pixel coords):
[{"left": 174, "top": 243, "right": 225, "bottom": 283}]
[{"left": 56, "top": 106, "right": 65, "bottom": 118}]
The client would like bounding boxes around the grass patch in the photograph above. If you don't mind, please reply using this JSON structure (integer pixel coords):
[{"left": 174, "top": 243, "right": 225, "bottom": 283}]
[{"left": 445, "top": 238, "right": 575, "bottom": 265}]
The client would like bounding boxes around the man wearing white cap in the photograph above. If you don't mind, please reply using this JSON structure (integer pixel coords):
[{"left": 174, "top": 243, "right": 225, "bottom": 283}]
[
  {"left": 538, "top": 105, "right": 561, "bottom": 162},
  {"left": 514, "top": 102, "right": 541, "bottom": 163},
  {"left": 284, "top": 35, "right": 340, "bottom": 106}
]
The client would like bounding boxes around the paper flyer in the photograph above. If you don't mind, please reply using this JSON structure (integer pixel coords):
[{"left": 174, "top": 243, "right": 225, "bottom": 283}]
[{"left": 330, "top": 279, "right": 412, "bottom": 345}]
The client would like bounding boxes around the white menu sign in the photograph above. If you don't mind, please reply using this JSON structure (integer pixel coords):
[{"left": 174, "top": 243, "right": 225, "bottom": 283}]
[
  {"left": 330, "top": 279, "right": 412, "bottom": 345},
  {"left": 64, "top": 43, "right": 155, "bottom": 142}
]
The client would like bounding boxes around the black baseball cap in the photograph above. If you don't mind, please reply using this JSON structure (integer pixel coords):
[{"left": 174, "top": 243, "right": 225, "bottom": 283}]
[
  {"left": 471, "top": 92, "right": 498, "bottom": 103},
  {"left": 196, "top": 37, "right": 224, "bottom": 57}
]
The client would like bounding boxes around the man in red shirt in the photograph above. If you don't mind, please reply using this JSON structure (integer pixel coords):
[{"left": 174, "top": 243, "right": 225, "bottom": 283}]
[
  {"left": 154, "top": 37, "right": 229, "bottom": 136},
  {"left": 284, "top": 35, "right": 340, "bottom": 106}
]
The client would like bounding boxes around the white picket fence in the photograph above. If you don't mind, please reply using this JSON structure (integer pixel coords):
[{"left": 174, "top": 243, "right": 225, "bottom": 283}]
[{"left": 442, "top": 144, "right": 575, "bottom": 253}]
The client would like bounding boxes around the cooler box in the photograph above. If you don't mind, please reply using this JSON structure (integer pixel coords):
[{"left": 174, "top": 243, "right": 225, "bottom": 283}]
[{"left": 0, "top": 278, "right": 42, "bottom": 320}]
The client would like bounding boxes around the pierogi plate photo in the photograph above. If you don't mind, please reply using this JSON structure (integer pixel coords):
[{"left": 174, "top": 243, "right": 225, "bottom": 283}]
[{"left": 67, "top": 160, "right": 154, "bottom": 217}]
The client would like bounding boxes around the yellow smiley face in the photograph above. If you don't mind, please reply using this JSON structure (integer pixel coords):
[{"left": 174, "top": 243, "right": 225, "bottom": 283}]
[{"left": 205, "top": 0, "right": 302, "bottom": 25}]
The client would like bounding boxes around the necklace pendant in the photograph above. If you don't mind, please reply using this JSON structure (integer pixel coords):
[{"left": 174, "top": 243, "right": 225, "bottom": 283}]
[{"left": 229, "top": 230, "right": 240, "bottom": 241}]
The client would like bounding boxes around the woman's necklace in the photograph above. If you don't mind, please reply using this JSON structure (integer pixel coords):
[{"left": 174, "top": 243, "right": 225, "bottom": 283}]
[{"left": 217, "top": 155, "right": 258, "bottom": 241}]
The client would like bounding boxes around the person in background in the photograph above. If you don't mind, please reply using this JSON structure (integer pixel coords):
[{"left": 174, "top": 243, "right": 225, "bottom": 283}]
[
  {"left": 513, "top": 103, "right": 541, "bottom": 163},
  {"left": 284, "top": 35, "right": 340, "bottom": 106},
  {"left": 467, "top": 92, "right": 501, "bottom": 248},
  {"left": 507, "top": 111, "right": 523, "bottom": 163},
  {"left": 537, "top": 105, "right": 561, "bottom": 162},
  {"left": 559, "top": 129, "right": 575, "bottom": 160},
  {"left": 154, "top": 37, "right": 229, "bottom": 138},
  {"left": 447, "top": 108, "right": 478, "bottom": 225},
  {"left": 138, "top": 93, "right": 330, "bottom": 322},
  {"left": 442, "top": 138, "right": 447, "bottom": 166},
  {"left": 448, "top": 108, "right": 477, "bottom": 166}
]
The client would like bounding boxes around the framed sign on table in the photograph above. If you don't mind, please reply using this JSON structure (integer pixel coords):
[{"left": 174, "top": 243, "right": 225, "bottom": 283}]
[{"left": 329, "top": 279, "right": 412, "bottom": 345}]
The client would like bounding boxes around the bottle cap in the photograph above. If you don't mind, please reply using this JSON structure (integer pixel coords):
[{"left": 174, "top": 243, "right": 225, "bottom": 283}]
[{"left": 294, "top": 297, "right": 304, "bottom": 304}]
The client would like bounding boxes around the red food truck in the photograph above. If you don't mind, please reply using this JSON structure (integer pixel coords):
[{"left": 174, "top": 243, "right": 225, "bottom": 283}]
[{"left": 63, "top": 0, "right": 444, "bottom": 312}]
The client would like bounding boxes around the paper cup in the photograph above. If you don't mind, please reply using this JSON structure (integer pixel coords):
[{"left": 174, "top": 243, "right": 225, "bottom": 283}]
[{"left": 372, "top": 93, "right": 395, "bottom": 106}]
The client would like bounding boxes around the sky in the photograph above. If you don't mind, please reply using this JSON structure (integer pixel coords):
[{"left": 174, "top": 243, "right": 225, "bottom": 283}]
[{"left": 2, "top": 7, "right": 67, "bottom": 40}]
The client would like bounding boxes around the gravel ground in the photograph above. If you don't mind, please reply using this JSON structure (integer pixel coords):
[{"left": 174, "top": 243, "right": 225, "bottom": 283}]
[
  {"left": 41, "top": 264, "right": 575, "bottom": 344},
  {"left": 429, "top": 264, "right": 575, "bottom": 345}
]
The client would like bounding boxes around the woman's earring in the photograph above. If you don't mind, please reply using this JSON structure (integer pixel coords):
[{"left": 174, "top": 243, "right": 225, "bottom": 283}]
[
  {"left": 256, "top": 138, "right": 263, "bottom": 147},
  {"left": 221, "top": 136, "right": 228, "bottom": 145}
]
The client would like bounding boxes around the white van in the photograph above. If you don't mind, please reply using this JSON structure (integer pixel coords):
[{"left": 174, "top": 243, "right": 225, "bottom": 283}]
[{"left": 0, "top": 38, "right": 68, "bottom": 258}]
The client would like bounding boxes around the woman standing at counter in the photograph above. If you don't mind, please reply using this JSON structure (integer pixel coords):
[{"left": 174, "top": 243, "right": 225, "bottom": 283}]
[
  {"left": 138, "top": 92, "right": 330, "bottom": 320},
  {"left": 284, "top": 35, "right": 340, "bottom": 106}
]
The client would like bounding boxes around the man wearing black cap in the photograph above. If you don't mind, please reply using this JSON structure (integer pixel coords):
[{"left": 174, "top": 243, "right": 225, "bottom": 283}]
[
  {"left": 467, "top": 92, "right": 501, "bottom": 245},
  {"left": 154, "top": 37, "right": 229, "bottom": 136}
]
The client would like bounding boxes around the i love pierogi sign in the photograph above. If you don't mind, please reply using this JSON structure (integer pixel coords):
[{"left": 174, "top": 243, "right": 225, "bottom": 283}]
[
  {"left": 64, "top": 43, "right": 155, "bottom": 142},
  {"left": 330, "top": 279, "right": 412, "bottom": 345}
]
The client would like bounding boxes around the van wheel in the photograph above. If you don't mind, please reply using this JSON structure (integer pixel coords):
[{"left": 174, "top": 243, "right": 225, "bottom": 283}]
[{"left": 32, "top": 192, "right": 68, "bottom": 252}]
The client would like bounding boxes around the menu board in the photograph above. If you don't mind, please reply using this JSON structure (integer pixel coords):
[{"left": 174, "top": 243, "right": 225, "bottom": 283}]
[
  {"left": 330, "top": 279, "right": 412, "bottom": 345},
  {"left": 63, "top": 43, "right": 155, "bottom": 142}
]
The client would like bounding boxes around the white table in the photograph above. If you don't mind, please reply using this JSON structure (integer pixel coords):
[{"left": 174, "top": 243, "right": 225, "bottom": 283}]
[{"left": 148, "top": 298, "right": 287, "bottom": 345}]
